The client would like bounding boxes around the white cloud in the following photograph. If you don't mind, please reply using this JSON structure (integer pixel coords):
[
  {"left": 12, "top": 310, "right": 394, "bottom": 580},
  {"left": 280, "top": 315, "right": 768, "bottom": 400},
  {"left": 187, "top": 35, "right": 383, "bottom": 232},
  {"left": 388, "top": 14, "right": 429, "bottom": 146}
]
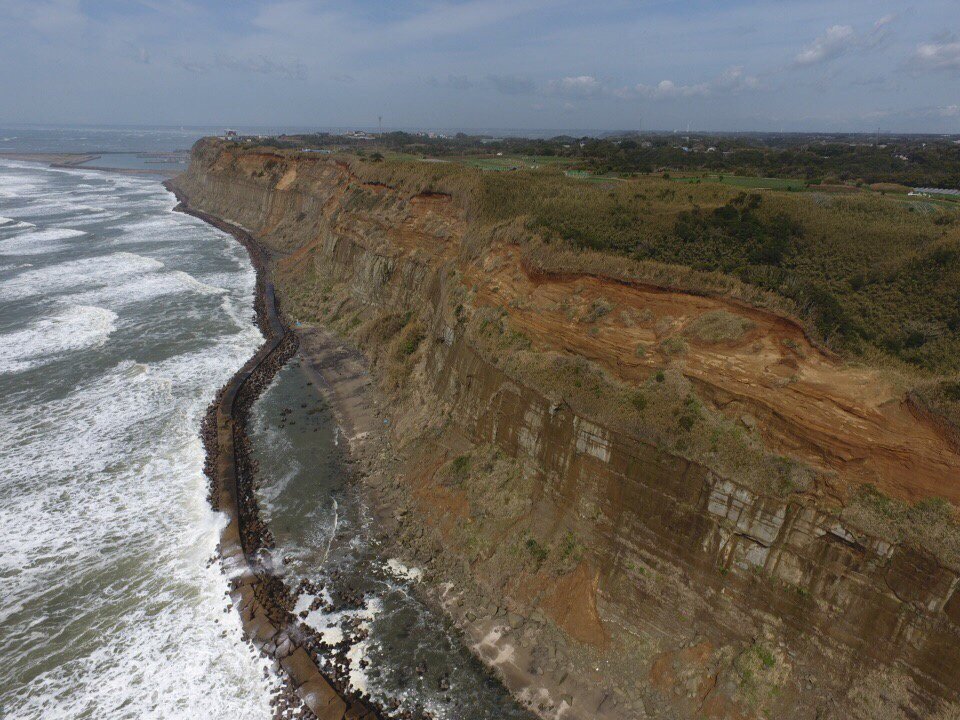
[
  {"left": 173, "top": 54, "right": 306, "bottom": 79},
  {"left": 910, "top": 36, "right": 960, "bottom": 74},
  {"left": 792, "top": 16, "right": 898, "bottom": 69},
  {"left": 635, "top": 79, "right": 710, "bottom": 99},
  {"left": 794, "top": 24, "right": 855, "bottom": 66},
  {"left": 716, "top": 66, "right": 760, "bottom": 92},
  {"left": 547, "top": 75, "right": 602, "bottom": 96},
  {"left": 563, "top": 65, "right": 757, "bottom": 102},
  {"left": 0, "top": 0, "right": 86, "bottom": 35}
]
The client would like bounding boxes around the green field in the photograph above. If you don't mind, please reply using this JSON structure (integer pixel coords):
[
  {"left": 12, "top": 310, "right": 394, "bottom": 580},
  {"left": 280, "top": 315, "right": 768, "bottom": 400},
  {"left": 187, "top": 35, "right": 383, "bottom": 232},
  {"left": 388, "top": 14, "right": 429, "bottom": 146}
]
[
  {"left": 564, "top": 169, "right": 627, "bottom": 183},
  {"left": 461, "top": 155, "right": 575, "bottom": 171}
]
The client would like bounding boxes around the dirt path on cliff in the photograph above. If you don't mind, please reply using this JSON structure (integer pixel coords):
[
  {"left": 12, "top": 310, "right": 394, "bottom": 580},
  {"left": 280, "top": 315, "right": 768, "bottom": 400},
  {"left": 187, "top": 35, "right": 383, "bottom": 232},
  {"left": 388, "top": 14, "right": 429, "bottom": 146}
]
[{"left": 467, "top": 245, "right": 960, "bottom": 506}]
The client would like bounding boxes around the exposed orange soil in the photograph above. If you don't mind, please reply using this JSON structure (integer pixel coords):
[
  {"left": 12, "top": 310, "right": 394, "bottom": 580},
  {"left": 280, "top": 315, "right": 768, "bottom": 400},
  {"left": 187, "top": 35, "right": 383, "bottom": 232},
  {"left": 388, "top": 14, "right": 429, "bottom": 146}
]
[{"left": 465, "top": 245, "right": 960, "bottom": 506}]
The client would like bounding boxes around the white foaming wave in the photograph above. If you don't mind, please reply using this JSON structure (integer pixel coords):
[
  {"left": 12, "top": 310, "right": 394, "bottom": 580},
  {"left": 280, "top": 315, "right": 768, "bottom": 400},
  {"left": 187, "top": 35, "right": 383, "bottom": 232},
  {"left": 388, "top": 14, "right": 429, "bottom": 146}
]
[
  {"left": 384, "top": 558, "right": 424, "bottom": 582},
  {"left": 0, "top": 227, "right": 87, "bottom": 255},
  {"left": 0, "top": 164, "right": 274, "bottom": 718},
  {"left": 9, "top": 199, "right": 103, "bottom": 218},
  {"left": 66, "top": 268, "right": 228, "bottom": 309},
  {"left": 109, "top": 215, "right": 186, "bottom": 247},
  {"left": 0, "top": 159, "right": 45, "bottom": 171},
  {"left": 0, "top": 179, "right": 44, "bottom": 198},
  {"left": 164, "top": 269, "right": 230, "bottom": 296},
  {"left": 0, "top": 305, "right": 117, "bottom": 374},
  {"left": 0, "top": 343, "right": 271, "bottom": 718},
  {"left": 0, "top": 215, "right": 14, "bottom": 225},
  {"left": 54, "top": 210, "right": 127, "bottom": 227},
  {"left": 0, "top": 251, "right": 164, "bottom": 300},
  {"left": 294, "top": 592, "right": 383, "bottom": 694},
  {"left": 0, "top": 220, "right": 35, "bottom": 231}
]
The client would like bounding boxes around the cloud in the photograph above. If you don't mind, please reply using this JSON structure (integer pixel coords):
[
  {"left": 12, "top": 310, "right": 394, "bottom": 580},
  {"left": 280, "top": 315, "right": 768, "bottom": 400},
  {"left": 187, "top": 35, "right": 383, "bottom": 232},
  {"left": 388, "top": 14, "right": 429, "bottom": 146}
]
[
  {"left": 864, "top": 14, "right": 895, "bottom": 49},
  {"left": 488, "top": 74, "right": 536, "bottom": 95},
  {"left": 862, "top": 104, "right": 960, "bottom": 121},
  {"left": 550, "top": 65, "right": 758, "bottom": 102},
  {"left": 173, "top": 54, "right": 306, "bottom": 79},
  {"left": 628, "top": 67, "right": 754, "bottom": 100},
  {"left": 426, "top": 74, "right": 475, "bottom": 90},
  {"left": 216, "top": 54, "right": 306, "bottom": 79},
  {"left": 173, "top": 57, "right": 209, "bottom": 74},
  {"left": 126, "top": 44, "right": 151, "bottom": 65},
  {"left": 716, "top": 66, "right": 760, "bottom": 92},
  {"left": 0, "top": 0, "right": 86, "bottom": 35},
  {"left": 635, "top": 79, "right": 710, "bottom": 99},
  {"left": 792, "top": 16, "right": 898, "bottom": 69},
  {"left": 546, "top": 75, "right": 602, "bottom": 96},
  {"left": 910, "top": 35, "right": 960, "bottom": 74},
  {"left": 794, "top": 24, "right": 855, "bottom": 66}
]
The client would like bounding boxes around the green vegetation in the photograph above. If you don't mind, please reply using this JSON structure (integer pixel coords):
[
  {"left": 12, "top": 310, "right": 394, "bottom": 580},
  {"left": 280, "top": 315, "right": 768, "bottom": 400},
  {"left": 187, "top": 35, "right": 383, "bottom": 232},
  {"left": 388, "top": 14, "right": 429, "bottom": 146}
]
[
  {"left": 734, "top": 640, "right": 785, "bottom": 714},
  {"left": 461, "top": 155, "right": 575, "bottom": 172},
  {"left": 443, "top": 454, "right": 473, "bottom": 486},
  {"left": 255, "top": 129, "right": 960, "bottom": 188},
  {"left": 843, "top": 484, "right": 960, "bottom": 569},
  {"left": 910, "top": 380, "right": 960, "bottom": 443},
  {"left": 440, "top": 165, "right": 960, "bottom": 373},
  {"left": 524, "top": 537, "right": 549, "bottom": 567},
  {"left": 583, "top": 297, "right": 613, "bottom": 323},
  {"left": 673, "top": 174, "right": 807, "bottom": 191},
  {"left": 684, "top": 310, "right": 755, "bottom": 343}
]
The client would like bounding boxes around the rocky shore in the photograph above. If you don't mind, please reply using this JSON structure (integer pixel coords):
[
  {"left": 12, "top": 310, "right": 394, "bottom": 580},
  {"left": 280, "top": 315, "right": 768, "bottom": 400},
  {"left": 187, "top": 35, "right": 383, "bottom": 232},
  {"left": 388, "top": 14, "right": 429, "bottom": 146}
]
[
  {"left": 160, "top": 179, "right": 730, "bottom": 720},
  {"left": 166, "top": 182, "right": 395, "bottom": 720},
  {"left": 161, "top": 141, "right": 960, "bottom": 719}
]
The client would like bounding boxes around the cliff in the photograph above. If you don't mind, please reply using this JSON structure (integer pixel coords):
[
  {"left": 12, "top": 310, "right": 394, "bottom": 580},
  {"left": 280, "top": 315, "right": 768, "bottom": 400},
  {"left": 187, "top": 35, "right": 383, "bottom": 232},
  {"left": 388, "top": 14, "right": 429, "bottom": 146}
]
[{"left": 172, "top": 138, "right": 960, "bottom": 720}]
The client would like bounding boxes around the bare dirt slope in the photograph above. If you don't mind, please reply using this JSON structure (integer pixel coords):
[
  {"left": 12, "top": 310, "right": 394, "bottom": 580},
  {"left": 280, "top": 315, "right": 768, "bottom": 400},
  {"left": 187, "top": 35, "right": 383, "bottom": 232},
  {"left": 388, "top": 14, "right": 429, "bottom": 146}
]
[{"left": 467, "top": 245, "right": 960, "bottom": 506}]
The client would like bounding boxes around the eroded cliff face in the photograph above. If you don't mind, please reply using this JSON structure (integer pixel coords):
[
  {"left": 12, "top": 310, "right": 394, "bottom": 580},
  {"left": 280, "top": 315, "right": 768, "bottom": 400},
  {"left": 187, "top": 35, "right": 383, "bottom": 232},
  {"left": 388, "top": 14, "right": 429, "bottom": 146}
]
[{"left": 174, "top": 139, "right": 960, "bottom": 720}]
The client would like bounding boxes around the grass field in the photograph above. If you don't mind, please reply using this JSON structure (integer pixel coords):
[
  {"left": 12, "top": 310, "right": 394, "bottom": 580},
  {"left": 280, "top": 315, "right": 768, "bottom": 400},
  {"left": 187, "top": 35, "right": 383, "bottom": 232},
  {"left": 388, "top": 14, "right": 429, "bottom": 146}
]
[
  {"left": 672, "top": 174, "right": 809, "bottom": 191},
  {"left": 461, "top": 155, "right": 575, "bottom": 171}
]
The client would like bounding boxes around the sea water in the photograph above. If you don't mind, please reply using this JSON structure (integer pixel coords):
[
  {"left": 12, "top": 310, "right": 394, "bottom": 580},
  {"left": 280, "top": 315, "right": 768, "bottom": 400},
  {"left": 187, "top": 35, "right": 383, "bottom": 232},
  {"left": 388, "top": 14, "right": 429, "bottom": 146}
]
[
  {"left": 0, "top": 126, "right": 532, "bottom": 720},
  {"left": 0, "top": 157, "right": 274, "bottom": 718},
  {"left": 249, "top": 363, "right": 532, "bottom": 720}
]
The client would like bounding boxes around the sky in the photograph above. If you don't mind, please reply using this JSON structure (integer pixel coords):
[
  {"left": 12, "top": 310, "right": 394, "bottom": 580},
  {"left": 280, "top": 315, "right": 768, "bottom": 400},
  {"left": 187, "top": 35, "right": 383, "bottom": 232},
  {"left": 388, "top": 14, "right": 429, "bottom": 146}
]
[{"left": 0, "top": 0, "right": 958, "bottom": 133}]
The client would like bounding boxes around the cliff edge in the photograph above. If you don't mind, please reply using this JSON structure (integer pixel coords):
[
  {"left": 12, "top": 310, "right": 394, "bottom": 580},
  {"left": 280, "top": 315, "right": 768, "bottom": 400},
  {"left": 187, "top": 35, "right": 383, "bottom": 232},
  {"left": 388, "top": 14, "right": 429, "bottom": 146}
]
[{"left": 172, "top": 138, "right": 960, "bottom": 720}]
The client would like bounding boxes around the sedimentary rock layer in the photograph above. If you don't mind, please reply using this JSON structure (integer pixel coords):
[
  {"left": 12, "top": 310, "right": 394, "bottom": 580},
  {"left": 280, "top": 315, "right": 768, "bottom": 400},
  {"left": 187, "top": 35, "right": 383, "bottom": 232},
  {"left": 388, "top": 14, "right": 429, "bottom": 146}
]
[{"left": 171, "top": 141, "right": 960, "bottom": 720}]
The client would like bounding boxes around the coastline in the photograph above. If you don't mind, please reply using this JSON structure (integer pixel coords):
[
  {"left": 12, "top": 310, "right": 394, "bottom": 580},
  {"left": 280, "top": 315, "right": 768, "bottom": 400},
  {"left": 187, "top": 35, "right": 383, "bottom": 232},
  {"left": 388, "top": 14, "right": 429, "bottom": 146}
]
[
  {"left": 0, "top": 152, "right": 177, "bottom": 176},
  {"left": 164, "top": 181, "right": 382, "bottom": 720},
  {"left": 161, "top": 179, "right": 588, "bottom": 720}
]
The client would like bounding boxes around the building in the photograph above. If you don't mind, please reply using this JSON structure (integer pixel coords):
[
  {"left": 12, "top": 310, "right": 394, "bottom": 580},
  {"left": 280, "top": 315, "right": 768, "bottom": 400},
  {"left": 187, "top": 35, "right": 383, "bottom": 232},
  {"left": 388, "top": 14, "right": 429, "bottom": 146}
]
[
  {"left": 224, "top": 129, "right": 238, "bottom": 141},
  {"left": 909, "top": 187, "right": 960, "bottom": 197}
]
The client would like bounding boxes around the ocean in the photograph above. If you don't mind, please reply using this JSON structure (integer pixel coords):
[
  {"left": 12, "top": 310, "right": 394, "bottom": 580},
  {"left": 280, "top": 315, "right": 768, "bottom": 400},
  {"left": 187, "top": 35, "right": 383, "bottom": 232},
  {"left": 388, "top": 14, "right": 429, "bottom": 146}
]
[
  {"left": 0, "top": 150, "right": 274, "bottom": 718},
  {"left": 0, "top": 127, "right": 530, "bottom": 720}
]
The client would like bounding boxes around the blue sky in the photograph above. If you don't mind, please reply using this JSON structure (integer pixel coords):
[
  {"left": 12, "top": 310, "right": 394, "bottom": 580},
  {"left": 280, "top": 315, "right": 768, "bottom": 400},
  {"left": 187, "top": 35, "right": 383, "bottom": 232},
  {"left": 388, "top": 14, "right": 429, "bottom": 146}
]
[{"left": 0, "top": 0, "right": 958, "bottom": 132}]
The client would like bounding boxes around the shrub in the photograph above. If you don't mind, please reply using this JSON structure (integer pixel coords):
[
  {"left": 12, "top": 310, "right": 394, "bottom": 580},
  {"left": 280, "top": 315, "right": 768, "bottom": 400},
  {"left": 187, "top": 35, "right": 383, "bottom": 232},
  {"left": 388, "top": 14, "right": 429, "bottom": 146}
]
[
  {"left": 684, "top": 310, "right": 754, "bottom": 343},
  {"left": 628, "top": 391, "right": 648, "bottom": 412}
]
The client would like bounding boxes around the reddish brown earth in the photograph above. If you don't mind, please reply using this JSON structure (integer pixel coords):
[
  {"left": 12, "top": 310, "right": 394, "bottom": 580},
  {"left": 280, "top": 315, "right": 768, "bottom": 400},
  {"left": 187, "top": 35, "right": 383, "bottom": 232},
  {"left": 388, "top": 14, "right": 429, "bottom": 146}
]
[
  {"left": 467, "top": 245, "right": 960, "bottom": 506},
  {"left": 173, "top": 140, "right": 960, "bottom": 720}
]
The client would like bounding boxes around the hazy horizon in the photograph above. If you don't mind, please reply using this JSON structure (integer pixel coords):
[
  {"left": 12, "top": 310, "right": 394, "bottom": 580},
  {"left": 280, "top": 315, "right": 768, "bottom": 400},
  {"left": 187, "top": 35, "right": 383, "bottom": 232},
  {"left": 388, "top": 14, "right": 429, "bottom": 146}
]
[{"left": 1, "top": 1, "right": 958, "bottom": 134}]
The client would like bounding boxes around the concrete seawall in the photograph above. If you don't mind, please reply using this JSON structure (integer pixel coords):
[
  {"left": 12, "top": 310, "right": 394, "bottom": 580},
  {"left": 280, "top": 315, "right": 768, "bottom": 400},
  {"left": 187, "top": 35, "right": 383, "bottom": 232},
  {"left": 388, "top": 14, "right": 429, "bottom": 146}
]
[{"left": 164, "top": 180, "right": 380, "bottom": 720}]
